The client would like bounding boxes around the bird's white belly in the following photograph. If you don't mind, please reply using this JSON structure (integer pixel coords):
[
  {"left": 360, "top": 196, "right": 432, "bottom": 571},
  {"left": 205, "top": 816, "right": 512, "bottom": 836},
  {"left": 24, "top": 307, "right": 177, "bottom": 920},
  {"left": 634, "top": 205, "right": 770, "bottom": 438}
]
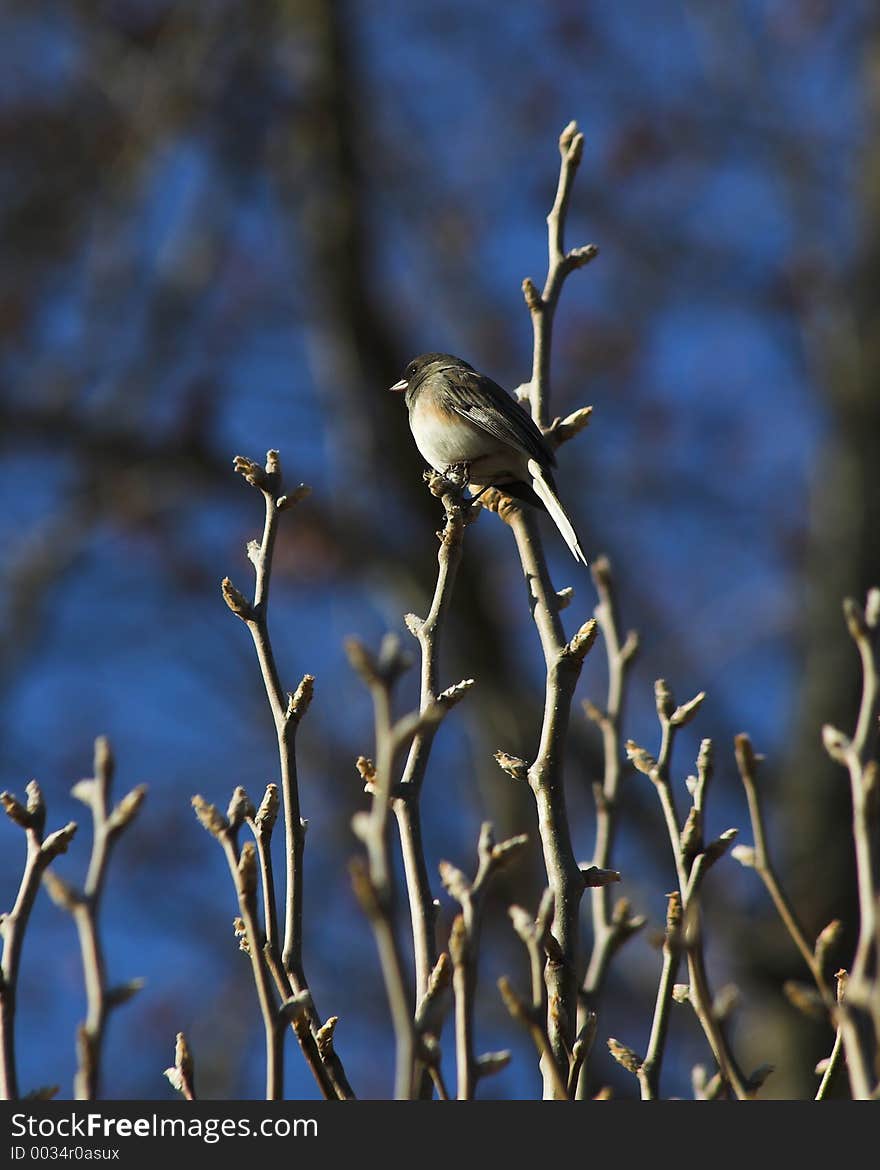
[{"left": 409, "top": 402, "right": 491, "bottom": 470}]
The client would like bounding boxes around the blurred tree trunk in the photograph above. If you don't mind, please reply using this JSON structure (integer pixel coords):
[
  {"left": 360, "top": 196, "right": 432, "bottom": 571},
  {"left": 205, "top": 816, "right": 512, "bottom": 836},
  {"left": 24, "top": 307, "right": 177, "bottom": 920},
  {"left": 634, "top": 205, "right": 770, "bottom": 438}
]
[
  {"left": 269, "top": 0, "right": 595, "bottom": 811},
  {"left": 768, "top": 20, "right": 880, "bottom": 1096}
]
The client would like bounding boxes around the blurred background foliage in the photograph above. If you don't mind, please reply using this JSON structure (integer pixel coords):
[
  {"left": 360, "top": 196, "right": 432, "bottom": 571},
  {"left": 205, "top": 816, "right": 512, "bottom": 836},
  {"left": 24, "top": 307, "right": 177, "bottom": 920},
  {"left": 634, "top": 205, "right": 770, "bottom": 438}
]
[{"left": 1, "top": 0, "right": 877, "bottom": 1099}]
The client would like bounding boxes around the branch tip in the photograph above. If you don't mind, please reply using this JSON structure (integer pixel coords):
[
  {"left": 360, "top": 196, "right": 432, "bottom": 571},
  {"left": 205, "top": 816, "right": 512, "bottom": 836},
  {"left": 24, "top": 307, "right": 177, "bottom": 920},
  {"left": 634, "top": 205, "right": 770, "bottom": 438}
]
[
  {"left": 191, "top": 795, "right": 228, "bottom": 838},
  {"left": 221, "top": 577, "right": 253, "bottom": 621},
  {"left": 494, "top": 750, "right": 529, "bottom": 783},
  {"left": 286, "top": 674, "right": 315, "bottom": 723},
  {"left": 670, "top": 692, "right": 707, "bottom": 729},
  {"left": 563, "top": 617, "right": 599, "bottom": 663},
  {"left": 607, "top": 1037, "right": 642, "bottom": 1075}
]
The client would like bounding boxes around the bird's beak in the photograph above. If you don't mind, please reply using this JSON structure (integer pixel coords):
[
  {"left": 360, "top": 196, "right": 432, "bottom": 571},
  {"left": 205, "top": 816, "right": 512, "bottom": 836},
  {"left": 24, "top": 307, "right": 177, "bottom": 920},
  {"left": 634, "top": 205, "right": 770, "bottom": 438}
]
[{"left": 388, "top": 378, "right": 408, "bottom": 393}]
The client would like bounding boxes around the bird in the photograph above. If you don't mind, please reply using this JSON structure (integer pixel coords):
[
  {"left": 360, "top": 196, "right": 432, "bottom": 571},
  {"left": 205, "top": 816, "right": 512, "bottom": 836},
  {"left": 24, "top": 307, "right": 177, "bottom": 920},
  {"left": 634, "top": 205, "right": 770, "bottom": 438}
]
[{"left": 389, "top": 353, "right": 587, "bottom": 565}]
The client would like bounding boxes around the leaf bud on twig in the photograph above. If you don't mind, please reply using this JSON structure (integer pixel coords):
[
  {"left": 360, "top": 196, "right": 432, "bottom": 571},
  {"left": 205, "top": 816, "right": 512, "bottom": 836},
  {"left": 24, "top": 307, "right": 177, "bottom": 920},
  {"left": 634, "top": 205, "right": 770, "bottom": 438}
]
[
  {"left": 237, "top": 842, "right": 258, "bottom": 898},
  {"left": 563, "top": 618, "right": 598, "bottom": 663},
  {"left": 703, "top": 828, "right": 738, "bottom": 868},
  {"left": 253, "top": 784, "right": 279, "bottom": 834},
  {"left": 522, "top": 278, "right": 543, "bottom": 312},
  {"left": 221, "top": 577, "right": 253, "bottom": 621},
  {"left": 107, "top": 785, "right": 148, "bottom": 835},
  {"left": 286, "top": 674, "right": 315, "bottom": 723},
  {"left": 607, "top": 1038, "right": 642, "bottom": 1075},
  {"left": 670, "top": 692, "right": 707, "bottom": 728},
  {"left": 40, "top": 822, "right": 78, "bottom": 862},
  {"left": 232, "top": 455, "right": 268, "bottom": 492},
  {"left": 191, "top": 795, "right": 228, "bottom": 837},
  {"left": 276, "top": 484, "right": 311, "bottom": 511},
  {"left": 438, "top": 862, "right": 471, "bottom": 904},
  {"left": 625, "top": 741, "right": 657, "bottom": 777},
  {"left": 821, "top": 724, "right": 852, "bottom": 763},
  {"left": 42, "top": 868, "right": 82, "bottom": 910},
  {"left": 476, "top": 1051, "right": 511, "bottom": 1078},
  {"left": 26, "top": 780, "right": 46, "bottom": 836},
  {"left": 654, "top": 679, "right": 674, "bottom": 720},
  {"left": 1, "top": 791, "right": 31, "bottom": 830},
  {"left": 225, "top": 786, "right": 255, "bottom": 832},
  {"left": 865, "top": 587, "right": 880, "bottom": 628},
  {"left": 106, "top": 979, "right": 145, "bottom": 1010},
  {"left": 494, "top": 750, "right": 529, "bottom": 783}
]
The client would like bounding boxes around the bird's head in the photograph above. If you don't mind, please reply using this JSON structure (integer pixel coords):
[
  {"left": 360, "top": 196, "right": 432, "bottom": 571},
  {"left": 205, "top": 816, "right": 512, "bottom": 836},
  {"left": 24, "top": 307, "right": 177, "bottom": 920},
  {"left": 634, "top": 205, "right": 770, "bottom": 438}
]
[{"left": 388, "top": 353, "right": 474, "bottom": 393}]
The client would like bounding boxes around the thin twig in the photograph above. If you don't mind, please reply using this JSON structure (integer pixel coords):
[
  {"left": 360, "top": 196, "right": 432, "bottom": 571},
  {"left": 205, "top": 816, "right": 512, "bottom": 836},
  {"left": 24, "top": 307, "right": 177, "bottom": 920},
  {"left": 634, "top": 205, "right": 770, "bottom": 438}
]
[
  {"left": 42, "top": 738, "right": 145, "bottom": 1101},
  {"left": 733, "top": 735, "right": 826, "bottom": 988},
  {"left": 441, "top": 823, "right": 527, "bottom": 1099},
  {"left": 577, "top": 557, "right": 642, "bottom": 1095},
  {"left": 733, "top": 735, "right": 874, "bottom": 1097},
  {"left": 193, "top": 789, "right": 299, "bottom": 1101},
  {"left": 815, "top": 971, "right": 848, "bottom": 1102},
  {"left": 817, "top": 590, "right": 880, "bottom": 1098},
  {"left": 838, "top": 595, "right": 879, "bottom": 987},
  {"left": 164, "top": 1032, "right": 197, "bottom": 1101},
  {"left": 498, "top": 975, "right": 569, "bottom": 1101},
  {"left": 524, "top": 121, "right": 599, "bottom": 427},
  {"left": 494, "top": 501, "right": 597, "bottom": 1093},
  {"left": 583, "top": 558, "right": 641, "bottom": 989},
  {"left": 501, "top": 890, "right": 576, "bottom": 1099},
  {"left": 628, "top": 693, "right": 750, "bottom": 1099},
  {"left": 489, "top": 121, "right": 599, "bottom": 1097},
  {"left": 348, "top": 635, "right": 465, "bottom": 1099},
  {"left": 224, "top": 450, "right": 352, "bottom": 1099},
  {"left": 637, "top": 893, "right": 683, "bottom": 1100},
  {"left": 0, "top": 783, "right": 77, "bottom": 1100},
  {"left": 414, "top": 952, "right": 454, "bottom": 1101},
  {"left": 396, "top": 471, "right": 474, "bottom": 1010}
]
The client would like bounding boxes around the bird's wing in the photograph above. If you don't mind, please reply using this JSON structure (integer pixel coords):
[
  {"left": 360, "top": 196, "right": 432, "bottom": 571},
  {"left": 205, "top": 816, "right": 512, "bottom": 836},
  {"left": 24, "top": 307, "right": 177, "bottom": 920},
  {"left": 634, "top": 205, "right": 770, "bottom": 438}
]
[{"left": 442, "top": 369, "right": 556, "bottom": 468}]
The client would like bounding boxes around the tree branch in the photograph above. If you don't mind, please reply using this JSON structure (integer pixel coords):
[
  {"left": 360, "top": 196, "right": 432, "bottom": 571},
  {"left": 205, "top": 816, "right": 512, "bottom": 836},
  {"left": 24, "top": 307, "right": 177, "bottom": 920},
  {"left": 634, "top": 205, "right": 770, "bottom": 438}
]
[
  {"left": 577, "top": 556, "right": 643, "bottom": 1094},
  {"left": 524, "top": 121, "right": 599, "bottom": 427},
  {"left": 164, "top": 1032, "right": 197, "bottom": 1101},
  {"left": 42, "top": 738, "right": 145, "bottom": 1101},
  {"left": 0, "top": 783, "right": 77, "bottom": 1099},
  {"left": 224, "top": 450, "right": 352, "bottom": 1099},
  {"left": 192, "top": 790, "right": 292, "bottom": 1101},
  {"left": 487, "top": 121, "right": 600, "bottom": 1097},
  {"left": 441, "top": 823, "right": 526, "bottom": 1099},
  {"left": 637, "top": 893, "right": 683, "bottom": 1100},
  {"left": 348, "top": 634, "right": 466, "bottom": 1099},
  {"left": 395, "top": 470, "right": 475, "bottom": 1013},
  {"left": 627, "top": 694, "right": 751, "bottom": 1099}
]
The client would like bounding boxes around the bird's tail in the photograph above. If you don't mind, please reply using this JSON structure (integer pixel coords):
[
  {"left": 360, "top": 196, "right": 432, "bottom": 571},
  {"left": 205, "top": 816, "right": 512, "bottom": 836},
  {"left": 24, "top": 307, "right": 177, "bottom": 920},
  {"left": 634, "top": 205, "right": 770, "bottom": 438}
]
[{"left": 527, "top": 458, "right": 588, "bottom": 566}]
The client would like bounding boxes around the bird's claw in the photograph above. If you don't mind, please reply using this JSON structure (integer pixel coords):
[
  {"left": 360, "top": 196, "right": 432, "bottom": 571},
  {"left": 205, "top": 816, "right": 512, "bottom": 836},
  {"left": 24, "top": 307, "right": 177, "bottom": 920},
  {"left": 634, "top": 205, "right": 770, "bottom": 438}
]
[{"left": 443, "top": 462, "right": 471, "bottom": 489}]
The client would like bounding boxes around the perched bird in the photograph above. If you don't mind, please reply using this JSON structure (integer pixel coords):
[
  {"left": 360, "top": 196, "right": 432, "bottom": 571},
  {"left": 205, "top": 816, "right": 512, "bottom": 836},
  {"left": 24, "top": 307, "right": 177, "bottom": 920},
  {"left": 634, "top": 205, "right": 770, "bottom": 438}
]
[{"left": 390, "top": 352, "right": 587, "bottom": 565}]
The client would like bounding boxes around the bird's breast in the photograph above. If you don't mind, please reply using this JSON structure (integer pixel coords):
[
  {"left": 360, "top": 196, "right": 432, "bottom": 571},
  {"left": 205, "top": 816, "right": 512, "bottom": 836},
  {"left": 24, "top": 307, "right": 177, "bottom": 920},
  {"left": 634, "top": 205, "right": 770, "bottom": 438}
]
[{"left": 408, "top": 394, "right": 495, "bottom": 469}]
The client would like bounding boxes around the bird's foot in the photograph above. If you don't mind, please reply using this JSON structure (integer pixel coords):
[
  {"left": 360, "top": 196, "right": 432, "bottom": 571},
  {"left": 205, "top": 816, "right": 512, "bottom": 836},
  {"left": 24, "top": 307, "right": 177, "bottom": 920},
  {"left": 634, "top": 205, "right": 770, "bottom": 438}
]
[
  {"left": 424, "top": 463, "right": 470, "bottom": 499},
  {"left": 443, "top": 461, "right": 471, "bottom": 489}
]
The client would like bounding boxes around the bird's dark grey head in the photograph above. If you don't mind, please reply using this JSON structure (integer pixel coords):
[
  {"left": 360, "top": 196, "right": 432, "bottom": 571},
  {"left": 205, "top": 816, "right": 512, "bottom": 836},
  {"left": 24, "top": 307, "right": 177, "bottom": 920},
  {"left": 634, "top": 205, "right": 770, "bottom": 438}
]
[{"left": 388, "top": 353, "right": 473, "bottom": 393}]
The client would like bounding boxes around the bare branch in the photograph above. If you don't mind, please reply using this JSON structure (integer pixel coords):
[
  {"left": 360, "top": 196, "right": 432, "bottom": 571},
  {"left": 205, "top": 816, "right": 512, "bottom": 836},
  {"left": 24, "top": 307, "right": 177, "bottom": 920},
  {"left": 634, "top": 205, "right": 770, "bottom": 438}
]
[
  {"left": 523, "top": 120, "right": 599, "bottom": 426},
  {"left": 0, "top": 781, "right": 77, "bottom": 1100},
  {"left": 394, "top": 474, "right": 475, "bottom": 1017},
  {"left": 43, "top": 739, "right": 144, "bottom": 1100},
  {"left": 637, "top": 893, "right": 683, "bottom": 1100},
  {"left": 225, "top": 450, "right": 352, "bottom": 1099},
  {"left": 193, "top": 792, "right": 285, "bottom": 1100},
  {"left": 348, "top": 634, "right": 464, "bottom": 1100},
  {"left": 579, "top": 555, "right": 640, "bottom": 1095},
  {"left": 164, "top": 1032, "right": 196, "bottom": 1101},
  {"left": 442, "top": 823, "right": 528, "bottom": 1099},
  {"left": 633, "top": 691, "right": 751, "bottom": 1099}
]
